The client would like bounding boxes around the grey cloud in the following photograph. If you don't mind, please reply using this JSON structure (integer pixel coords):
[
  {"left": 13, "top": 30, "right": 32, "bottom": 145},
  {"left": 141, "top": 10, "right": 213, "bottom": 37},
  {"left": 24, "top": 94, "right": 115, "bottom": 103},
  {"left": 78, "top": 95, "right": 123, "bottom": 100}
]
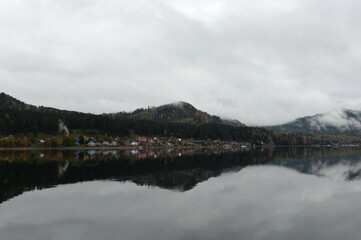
[{"left": 1, "top": 0, "right": 361, "bottom": 125}]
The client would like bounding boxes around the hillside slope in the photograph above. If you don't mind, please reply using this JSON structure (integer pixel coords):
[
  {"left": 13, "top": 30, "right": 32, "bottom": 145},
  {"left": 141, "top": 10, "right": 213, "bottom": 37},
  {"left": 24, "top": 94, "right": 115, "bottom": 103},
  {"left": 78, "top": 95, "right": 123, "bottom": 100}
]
[{"left": 0, "top": 92, "right": 35, "bottom": 110}]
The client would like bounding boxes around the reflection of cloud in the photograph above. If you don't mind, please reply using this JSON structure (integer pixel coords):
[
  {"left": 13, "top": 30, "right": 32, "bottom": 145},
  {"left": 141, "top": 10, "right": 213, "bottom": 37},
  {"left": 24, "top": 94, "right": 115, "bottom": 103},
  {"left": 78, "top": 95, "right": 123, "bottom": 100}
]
[
  {"left": 310, "top": 160, "right": 361, "bottom": 181},
  {"left": 57, "top": 161, "right": 69, "bottom": 178}
]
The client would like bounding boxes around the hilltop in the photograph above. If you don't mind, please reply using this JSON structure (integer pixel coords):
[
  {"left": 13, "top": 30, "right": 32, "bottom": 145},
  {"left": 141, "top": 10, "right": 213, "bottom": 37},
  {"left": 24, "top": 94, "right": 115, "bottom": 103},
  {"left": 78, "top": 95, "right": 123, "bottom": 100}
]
[{"left": 107, "top": 101, "right": 244, "bottom": 127}]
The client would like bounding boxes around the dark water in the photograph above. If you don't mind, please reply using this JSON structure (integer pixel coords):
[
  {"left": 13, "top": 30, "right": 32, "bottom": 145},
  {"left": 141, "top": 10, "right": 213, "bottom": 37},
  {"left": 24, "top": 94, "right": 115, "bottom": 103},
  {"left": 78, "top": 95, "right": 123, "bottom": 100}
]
[{"left": 1, "top": 147, "right": 361, "bottom": 240}]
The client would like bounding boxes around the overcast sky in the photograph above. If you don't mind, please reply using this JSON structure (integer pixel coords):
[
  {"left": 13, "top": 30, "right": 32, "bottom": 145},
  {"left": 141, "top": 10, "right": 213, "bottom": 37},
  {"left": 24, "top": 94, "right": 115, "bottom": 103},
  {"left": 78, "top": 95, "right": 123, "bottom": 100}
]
[{"left": 1, "top": 0, "right": 361, "bottom": 125}]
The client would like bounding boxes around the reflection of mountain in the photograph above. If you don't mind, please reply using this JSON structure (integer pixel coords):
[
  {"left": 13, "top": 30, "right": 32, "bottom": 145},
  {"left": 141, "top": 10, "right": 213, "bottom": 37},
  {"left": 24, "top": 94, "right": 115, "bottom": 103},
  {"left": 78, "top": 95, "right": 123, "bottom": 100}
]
[
  {"left": 3, "top": 147, "right": 361, "bottom": 204},
  {"left": 0, "top": 149, "right": 270, "bottom": 203},
  {"left": 269, "top": 151, "right": 361, "bottom": 181},
  {"left": 309, "top": 160, "right": 361, "bottom": 181}
]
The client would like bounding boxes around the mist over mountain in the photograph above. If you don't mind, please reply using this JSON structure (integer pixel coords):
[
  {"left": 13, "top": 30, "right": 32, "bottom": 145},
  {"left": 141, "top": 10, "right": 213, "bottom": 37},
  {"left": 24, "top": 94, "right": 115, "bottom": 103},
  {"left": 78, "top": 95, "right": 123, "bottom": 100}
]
[
  {"left": 265, "top": 109, "right": 361, "bottom": 136},
  {"left": 107, "top": 101, "right": 245, "bottom": 127}
]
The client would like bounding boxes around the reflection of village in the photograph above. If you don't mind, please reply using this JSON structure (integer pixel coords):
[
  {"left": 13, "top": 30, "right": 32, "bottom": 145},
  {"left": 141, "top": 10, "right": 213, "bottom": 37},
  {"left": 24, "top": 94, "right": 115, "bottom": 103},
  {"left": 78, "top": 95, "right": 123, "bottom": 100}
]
[
  {"left": 75, "top": 144, "right": 252, "bottom": 160},
  {"left": 0, "top": 145, "right": 253, "bottom": 163},
  {"left": 78, "top": 136, "right": 257, "bottom": 149}
]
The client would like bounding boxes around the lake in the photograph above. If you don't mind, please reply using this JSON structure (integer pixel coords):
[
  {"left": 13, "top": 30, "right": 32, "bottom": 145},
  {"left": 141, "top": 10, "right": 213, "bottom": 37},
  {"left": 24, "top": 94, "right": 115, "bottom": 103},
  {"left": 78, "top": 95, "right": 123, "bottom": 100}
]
[{"left": 1, "top": 147, "right": 361, "bottom": 240}]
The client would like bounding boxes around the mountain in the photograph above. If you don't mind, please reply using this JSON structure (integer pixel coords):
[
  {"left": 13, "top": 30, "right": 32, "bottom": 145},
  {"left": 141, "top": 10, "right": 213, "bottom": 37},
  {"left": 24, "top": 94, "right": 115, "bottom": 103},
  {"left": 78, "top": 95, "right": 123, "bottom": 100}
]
[
  {"left": 0, "top": 92, "right": 244, "bottom": 127},
  {"left": 265, "top": 109, "right": 361, "bottom": 136},
  {"left": 0, "top": 92, "right": 35, "bottom": 110},
  {"left": 1, "top": 93, "right": 280, "bottom": 144},
  {"left": 107, "top": 101, "right": 245, "bottom": 127}
]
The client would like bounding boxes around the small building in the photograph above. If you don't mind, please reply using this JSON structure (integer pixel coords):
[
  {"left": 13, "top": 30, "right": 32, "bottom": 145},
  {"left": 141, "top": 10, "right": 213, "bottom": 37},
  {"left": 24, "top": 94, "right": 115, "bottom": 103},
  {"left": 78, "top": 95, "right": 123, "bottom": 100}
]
[
  {"left": 137, "top": 136, "right": 148, "bottom": 143},
  {"left": 87, "top": 141, "right": 96, "bottom": 147}
]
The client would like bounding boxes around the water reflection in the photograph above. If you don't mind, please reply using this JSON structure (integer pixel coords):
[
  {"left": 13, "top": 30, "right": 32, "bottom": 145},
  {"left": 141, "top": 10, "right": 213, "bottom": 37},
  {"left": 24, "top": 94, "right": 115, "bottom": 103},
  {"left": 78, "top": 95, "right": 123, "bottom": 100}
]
[
  {"left": 2, "top": 147, "right": 361, "bottom": 239},
  {"left": 1, "top": 166, "right": 361, "bottom": 240},
  {"left": 269, "top": 148, "right": 361, "bottom": 181},
  {"left": 2, "top": 147, "right": 361, "bottom": 204},
  {"left": 0, "top": 147, "right": 266, "bottom": 203}
]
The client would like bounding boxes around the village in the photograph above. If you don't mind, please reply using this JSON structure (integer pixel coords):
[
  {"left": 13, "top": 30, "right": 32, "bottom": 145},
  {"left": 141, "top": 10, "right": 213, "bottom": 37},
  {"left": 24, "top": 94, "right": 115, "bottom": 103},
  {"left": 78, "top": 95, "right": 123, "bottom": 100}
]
[
  {"left": 81, "top": 136, "right": 254, "bottom": 148},
  {"left": 33, "top": 135, "right": 260, "bottom": 149}
]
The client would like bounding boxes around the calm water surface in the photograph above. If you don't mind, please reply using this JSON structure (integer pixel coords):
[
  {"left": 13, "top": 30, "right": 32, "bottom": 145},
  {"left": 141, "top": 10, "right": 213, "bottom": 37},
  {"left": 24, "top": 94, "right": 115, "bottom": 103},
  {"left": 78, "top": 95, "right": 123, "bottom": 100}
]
[{"left": 1, "top": 147, "right": 361, "bottom": 240}]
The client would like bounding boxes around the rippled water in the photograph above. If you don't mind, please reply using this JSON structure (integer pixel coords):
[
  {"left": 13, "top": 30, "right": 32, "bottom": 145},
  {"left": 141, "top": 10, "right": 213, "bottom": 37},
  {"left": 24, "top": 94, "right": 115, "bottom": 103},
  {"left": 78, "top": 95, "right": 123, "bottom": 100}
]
[{"left": 1, "top": 147, "right": 361, "bottom": 240}]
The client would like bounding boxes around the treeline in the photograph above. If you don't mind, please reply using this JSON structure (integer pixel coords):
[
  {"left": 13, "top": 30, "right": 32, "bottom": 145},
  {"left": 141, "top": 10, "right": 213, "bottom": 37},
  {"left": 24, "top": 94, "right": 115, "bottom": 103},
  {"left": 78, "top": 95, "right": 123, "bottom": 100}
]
[
  {"left": 1, "top": 107, "right": 361, "bottom": 145},
  {"left": 0, "top": 135, "right": 31, "bottom": 147}
]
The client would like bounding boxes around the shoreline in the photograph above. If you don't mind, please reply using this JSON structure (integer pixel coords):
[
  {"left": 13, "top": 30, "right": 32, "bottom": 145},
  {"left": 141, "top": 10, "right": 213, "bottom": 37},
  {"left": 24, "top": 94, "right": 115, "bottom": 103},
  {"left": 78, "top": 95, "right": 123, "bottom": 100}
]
[
  {"left": 0, "top": 145, "right": 225, "bottom": 151},
  {"left": 0, "top": 144, "right": 359, "bottom": 151}
]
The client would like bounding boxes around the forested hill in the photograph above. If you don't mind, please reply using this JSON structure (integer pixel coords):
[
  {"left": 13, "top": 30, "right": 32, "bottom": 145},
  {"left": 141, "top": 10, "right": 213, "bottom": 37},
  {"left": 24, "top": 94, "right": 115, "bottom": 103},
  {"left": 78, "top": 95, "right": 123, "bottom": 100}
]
[
  {"left": 0, "top": 93, "right": 317, "bottom": 145},
  {"left": 264, "top": 109, "right": 361, "bottom": 136},
  {"left": 106, "top": 101, "right": 245, "bottom": 127}
]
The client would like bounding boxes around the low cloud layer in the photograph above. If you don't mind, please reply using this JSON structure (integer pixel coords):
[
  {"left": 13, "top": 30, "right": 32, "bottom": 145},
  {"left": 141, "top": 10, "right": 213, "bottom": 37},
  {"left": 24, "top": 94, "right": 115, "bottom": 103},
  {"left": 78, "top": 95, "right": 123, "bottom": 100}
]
[
  {"left": 1, "top": 0, "right": 361, "bottom": 125},
  {"left": 309, "top": 109, "right": 361, "bottom": 131}
]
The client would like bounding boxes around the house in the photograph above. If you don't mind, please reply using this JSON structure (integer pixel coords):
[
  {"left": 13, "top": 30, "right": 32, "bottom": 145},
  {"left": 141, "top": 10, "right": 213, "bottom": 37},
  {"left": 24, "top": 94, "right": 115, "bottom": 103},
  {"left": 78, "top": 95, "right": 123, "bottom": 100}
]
[
  {"left": 87, "top": 141, "right": 96, "bottom": 147},
  {"left": 137, "top": 136, "right": 147, "bottom": 143}
]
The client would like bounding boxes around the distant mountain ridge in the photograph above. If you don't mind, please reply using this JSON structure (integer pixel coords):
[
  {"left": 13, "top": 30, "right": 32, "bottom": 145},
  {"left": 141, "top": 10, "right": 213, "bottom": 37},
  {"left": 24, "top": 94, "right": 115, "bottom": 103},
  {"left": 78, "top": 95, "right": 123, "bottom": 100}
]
[
  {"left": 107, "top": 101, "right": 245, "bottom": 127},
  {"left": 265, "top": 109, "right": 361, "bottom": 136}
]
